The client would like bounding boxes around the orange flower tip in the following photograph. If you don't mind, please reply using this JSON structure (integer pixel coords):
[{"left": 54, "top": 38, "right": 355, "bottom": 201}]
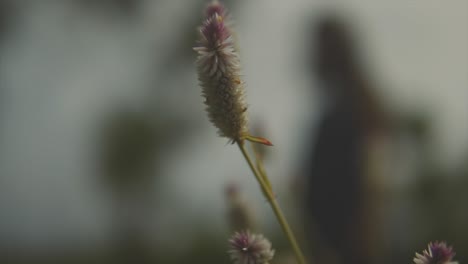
[{"left": 244, "top": 135, "right": 273, "bottom": 146}]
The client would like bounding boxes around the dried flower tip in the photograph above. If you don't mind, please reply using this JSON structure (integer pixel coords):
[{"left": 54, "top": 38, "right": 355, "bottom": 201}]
[
  {"left": 194, "top": 1, "right": 248, "bottom": 142},
  {"left": 228, "top": 230, "right": 275, "bottom": 264},
  {"left": 414, "top": 241, "right": 458, "bottom": 264}
]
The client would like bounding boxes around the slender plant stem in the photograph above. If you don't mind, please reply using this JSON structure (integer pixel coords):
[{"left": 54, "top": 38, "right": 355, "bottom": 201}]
[
  {"left": 237, "top": 141, "right": 307, "bottom": 264},
  {"left": 251, "top": 143, "right": 272, "bottom": 190}
]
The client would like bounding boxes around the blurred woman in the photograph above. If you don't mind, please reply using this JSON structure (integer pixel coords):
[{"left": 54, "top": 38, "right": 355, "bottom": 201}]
[{"left": 302, "top": 15, "right": 389, "bottom": 264}]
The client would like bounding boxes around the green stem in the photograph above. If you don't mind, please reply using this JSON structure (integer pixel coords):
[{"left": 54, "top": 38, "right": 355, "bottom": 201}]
[
  {"left": 251, "top": 143, "right": 272, "bottom": 191},
  {"left": 237, "top": 141, "right": 308, "bottom": 264}
]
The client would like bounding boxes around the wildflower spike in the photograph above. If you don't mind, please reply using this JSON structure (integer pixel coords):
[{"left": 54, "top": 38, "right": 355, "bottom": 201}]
[{"left": 194, "top": 1, "right": 248, "bottom": 142}]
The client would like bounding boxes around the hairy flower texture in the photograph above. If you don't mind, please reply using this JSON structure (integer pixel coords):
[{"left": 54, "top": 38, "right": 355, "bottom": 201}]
[
  {"left": 194, "top": 1, "right": 248, "bottom": 142},
  {"left": 228, "top": 230, "right": 275, "bottom": 264},
  {"left": 414, "top": 241, "right": 458, "bottom": 264}
]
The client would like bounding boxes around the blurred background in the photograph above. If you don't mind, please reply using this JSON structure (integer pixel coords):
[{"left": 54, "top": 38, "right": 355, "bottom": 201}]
[{"left": 0, "top": 0, "right": 467, "bottom": 263}]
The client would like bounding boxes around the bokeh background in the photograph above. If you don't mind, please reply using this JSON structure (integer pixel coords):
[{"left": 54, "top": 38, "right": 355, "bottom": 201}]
[{"left": 0, "top": 0, "right": 467, "bottom": 263}]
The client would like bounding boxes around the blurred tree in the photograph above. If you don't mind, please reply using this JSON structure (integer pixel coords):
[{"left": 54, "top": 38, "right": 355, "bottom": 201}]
[{"left": 98, "top": 109, "right": 190, "bottom": 264}]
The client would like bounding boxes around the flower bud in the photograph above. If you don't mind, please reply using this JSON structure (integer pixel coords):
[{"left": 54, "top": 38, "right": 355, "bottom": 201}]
[{"left": 228, "top": 230, "right": 275, "bottom": 264}]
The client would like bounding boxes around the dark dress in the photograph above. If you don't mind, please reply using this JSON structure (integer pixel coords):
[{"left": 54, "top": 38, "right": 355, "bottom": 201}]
[{"left": 306, "top": 98, "right": 366, "bottom": 264}]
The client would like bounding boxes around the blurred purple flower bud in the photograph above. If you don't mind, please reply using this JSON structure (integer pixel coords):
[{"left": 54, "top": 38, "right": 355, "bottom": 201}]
[
  {"left": 228, "top": 230, "right": 275, "bottom": 264},
  {"left": 225, "top": 183, "right": 257, "bottom": 232},
  {"left": 414, "top": 241, "right": 458, "bottom": 264}
]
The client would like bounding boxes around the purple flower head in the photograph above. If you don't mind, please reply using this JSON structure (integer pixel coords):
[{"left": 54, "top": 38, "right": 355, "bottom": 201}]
[
  {"left": 228, "top": 230, "right": 275, "bottom": 264},
  {"left": 200, "top": 13, "right": 230, "bottom": 49},
  {"left": 414, "top": 241, "right": 458, "bottom": 264},
  {"left": 194, "top": 1, "right": 248, "bottom": 142}
]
